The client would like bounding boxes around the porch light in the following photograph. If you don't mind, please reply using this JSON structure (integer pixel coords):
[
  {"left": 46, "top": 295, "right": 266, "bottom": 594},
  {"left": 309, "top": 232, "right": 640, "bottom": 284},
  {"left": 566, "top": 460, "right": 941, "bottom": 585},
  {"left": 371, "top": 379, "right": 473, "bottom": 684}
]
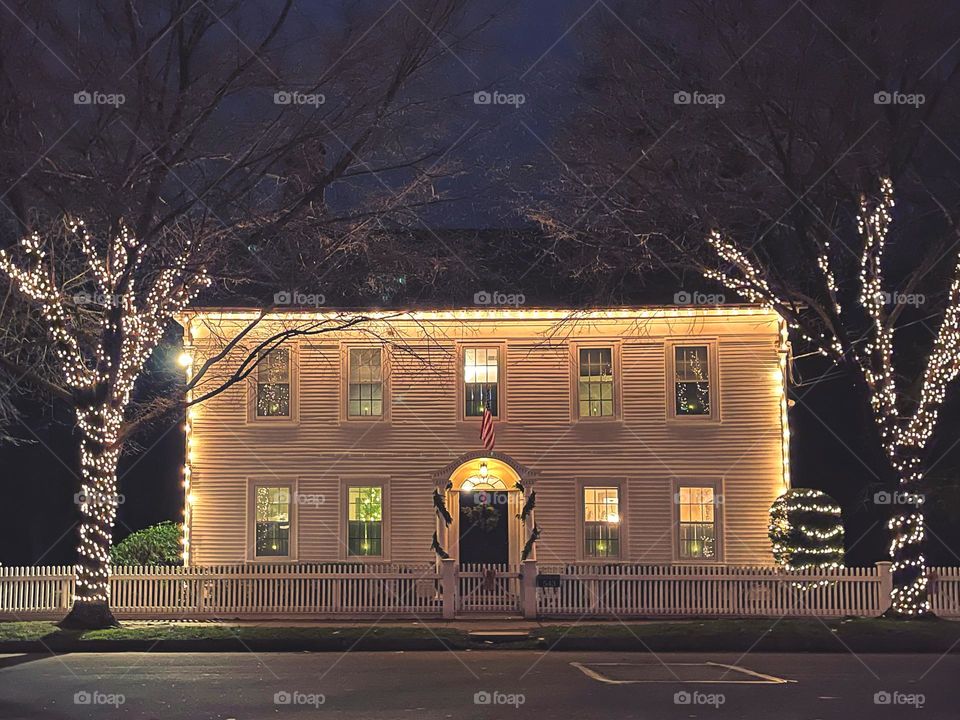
[{"left": 177, "top": 352, "right": 193, "bottom": 367}]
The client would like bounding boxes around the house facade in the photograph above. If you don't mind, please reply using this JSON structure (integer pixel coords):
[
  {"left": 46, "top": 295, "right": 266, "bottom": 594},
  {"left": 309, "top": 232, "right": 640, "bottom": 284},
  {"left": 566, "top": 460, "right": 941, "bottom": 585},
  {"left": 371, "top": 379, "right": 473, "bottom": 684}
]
[{"left": 178, "top": 306, "right": 791, "bottom": 569}]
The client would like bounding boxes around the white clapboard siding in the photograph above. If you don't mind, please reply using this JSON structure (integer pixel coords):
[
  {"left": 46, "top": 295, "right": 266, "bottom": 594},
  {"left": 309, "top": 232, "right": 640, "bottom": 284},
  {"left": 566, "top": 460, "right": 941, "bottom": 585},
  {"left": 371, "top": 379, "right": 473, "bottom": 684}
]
[{"left": 184, "top": 309, "right": 787, "bottom": 567}]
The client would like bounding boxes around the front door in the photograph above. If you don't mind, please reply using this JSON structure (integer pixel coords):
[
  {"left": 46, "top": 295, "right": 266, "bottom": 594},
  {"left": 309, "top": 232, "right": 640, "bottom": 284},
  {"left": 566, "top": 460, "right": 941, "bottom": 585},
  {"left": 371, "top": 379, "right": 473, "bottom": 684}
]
[{"left": 458, "top": 490, "right": 510, "bottom": 565}]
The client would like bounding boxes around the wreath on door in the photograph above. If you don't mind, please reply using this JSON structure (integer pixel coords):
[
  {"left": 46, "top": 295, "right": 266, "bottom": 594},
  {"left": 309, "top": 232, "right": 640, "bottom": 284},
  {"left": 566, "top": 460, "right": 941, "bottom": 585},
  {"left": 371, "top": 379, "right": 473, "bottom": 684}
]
[{"left": 461, "top": 503, "right": 500, "bottom": 533}]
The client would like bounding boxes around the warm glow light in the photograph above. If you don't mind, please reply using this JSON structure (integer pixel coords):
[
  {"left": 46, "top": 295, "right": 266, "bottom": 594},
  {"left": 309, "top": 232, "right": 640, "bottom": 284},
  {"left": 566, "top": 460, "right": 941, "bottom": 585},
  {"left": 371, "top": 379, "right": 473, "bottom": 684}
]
[{"left": 177, "top": 352, "right": 193, "bottom": 368}]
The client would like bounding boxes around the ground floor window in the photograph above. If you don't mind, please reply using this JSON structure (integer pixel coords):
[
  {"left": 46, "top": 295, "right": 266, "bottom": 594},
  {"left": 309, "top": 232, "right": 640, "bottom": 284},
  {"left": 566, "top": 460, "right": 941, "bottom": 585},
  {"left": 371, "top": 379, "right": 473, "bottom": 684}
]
[
  {"left": 584, "top": 486, "right": 620, "bottom": 558},
  {"left": 348, "top": 486, "right": 383, "bottom": 556},
  {"left": 677, "top": 485, "right": 717, "bottom": 559},
  {"left": 254, "top": 485, "right": 291, "bottom": 557}
]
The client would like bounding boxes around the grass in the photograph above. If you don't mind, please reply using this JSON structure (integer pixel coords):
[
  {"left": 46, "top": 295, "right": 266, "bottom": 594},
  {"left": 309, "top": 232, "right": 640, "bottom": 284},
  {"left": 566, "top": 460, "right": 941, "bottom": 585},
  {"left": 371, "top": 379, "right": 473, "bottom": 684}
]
[{"left": 0, "top": 617, "right": 957, "bottom": 652}]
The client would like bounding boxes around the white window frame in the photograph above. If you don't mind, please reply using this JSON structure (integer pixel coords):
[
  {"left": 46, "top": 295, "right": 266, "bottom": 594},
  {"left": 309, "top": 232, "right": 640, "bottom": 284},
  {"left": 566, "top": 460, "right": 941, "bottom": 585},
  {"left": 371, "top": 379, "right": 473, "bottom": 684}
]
[
  {"left": 458, "top": 343, "right": 507, "bottom": 422},
  {"left": 247, "top": 342, "right": 300, "bottom": 424},
  {"left": 246, "top": 477, "right": 298, "bottom": 562},
  {"left": 575, "top": 479, "right": 627, "bottom": 562},
  {"left": 342, "top": 343, "right": 389, "bottom": 422},
  {"left": 341, "top": 478, "right": 391, "bottom": 561},
  {"left": 665, "top": 339, "right": 720, "bottom": 422},
  {"left": 671, "top": 478, "right": 724, "bottom": 563},
  {"left": 570, "top": 341, "right": 622, "bottom": 422}
]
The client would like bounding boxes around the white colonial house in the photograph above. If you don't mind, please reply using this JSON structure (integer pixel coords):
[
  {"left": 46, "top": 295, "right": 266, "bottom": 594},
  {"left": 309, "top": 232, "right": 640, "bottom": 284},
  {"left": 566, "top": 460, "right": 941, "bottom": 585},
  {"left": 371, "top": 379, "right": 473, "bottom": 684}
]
[{"left": 177, "top": 305, "right": 791, "bottom": 570}]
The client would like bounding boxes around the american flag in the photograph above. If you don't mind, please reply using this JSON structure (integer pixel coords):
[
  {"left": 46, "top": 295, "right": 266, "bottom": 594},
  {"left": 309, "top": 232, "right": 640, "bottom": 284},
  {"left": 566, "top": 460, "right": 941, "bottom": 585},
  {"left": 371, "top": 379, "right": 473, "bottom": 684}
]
[{"left": 480, "top": 392, "right": 496, "bottom": 451}]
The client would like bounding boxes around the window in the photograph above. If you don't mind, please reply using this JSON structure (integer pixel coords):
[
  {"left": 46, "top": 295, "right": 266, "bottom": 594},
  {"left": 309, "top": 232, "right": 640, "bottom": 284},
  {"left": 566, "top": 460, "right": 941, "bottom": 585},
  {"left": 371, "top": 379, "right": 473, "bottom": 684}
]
[
  {"left": 674, "top": 345, "right": 711, "bottom": 417},
  {"left": 677, "top": 486, "right": 717, "bottom": 560},
  {"left": 584, "top": 487, "right": 620, "bottom": 558},
  {"left": 348, "top": 347, "right": 383, "bottom": 417},
  {"left": 256, "top": 347, "right": 291, "bottom": 418},
  {"left": 347, "top": 486, "right": 383, "bottom": 556},
  {"left": 254, "top": 486, "right": 291, "bottom": 557},
  {"left": 464, "top": 347, "right": 499, "bottom": 417},
  {"left": 578, "top": 348, "right": 614, "bottom": 417}
]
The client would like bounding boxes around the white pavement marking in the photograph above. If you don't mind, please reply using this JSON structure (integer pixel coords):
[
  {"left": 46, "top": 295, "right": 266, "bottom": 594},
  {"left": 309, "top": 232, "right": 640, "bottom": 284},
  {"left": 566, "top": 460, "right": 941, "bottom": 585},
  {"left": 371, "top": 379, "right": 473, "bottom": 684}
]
[{"left": 570, "top": 661, "right": 794, "bottom": 685}]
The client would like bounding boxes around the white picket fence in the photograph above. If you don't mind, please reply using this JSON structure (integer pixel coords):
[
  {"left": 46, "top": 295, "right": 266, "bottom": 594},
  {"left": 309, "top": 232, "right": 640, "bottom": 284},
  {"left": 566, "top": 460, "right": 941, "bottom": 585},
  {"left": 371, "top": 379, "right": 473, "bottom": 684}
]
[
  {"left": 1, "top": 561, "right": 958, "bottom": 619},
  {"left": 0, "top": 563, "right": 443, "bottom": 619},
  {"left": 536, "top": 564, "right": 882, "bottom": 617}
]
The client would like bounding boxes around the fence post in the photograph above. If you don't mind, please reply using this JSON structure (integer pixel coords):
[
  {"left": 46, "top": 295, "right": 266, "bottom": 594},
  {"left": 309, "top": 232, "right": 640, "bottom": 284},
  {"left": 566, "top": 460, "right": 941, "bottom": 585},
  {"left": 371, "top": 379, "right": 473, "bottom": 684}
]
[
  {"left": 521, "top": 559, "right": 538, "bottom": 619},
  {"left": 441, "top": 559, "right": 457, "bottom": 620},
  {"left": 876, "top": 561, "right": 893, "bottom": 615}
]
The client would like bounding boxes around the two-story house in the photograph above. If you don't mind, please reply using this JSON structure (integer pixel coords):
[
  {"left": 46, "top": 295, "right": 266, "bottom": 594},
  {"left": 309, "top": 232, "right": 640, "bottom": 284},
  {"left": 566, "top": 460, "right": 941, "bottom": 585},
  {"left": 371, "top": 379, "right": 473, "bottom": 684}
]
[{"left": 178, "top": 306, "right": 791, "bottom": 568}]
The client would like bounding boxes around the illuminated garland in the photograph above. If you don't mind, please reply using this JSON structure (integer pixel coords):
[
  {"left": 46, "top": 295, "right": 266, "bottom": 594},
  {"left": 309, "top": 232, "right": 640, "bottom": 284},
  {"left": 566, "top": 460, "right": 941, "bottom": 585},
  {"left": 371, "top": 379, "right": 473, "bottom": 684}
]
[
  {"left": 769, "top": 489, "right": 845, "bottom": 573},
  {"left": 706, "top": 178, "right": 957, "bottom": 616},
  {"left": 0, "top": 220, "right": 209, "bottom": 606}
]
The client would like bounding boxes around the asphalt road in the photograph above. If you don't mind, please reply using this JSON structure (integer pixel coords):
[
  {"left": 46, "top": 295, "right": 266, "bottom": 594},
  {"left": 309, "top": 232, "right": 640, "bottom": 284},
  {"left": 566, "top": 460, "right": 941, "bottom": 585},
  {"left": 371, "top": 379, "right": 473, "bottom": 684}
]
[{"left": 0, "top": 650, "right": 953, "bottom": 719}]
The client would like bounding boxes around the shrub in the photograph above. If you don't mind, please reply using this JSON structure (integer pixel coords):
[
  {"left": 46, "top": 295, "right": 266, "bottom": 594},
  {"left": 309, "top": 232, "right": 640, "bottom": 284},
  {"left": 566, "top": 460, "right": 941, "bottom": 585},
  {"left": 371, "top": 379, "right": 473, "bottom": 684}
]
[
  {"left": 111, "top": 521, "right": 183, "bottom": 566},
  {"left": 769, "top": 489, "right": 845, "bottom": 571}
]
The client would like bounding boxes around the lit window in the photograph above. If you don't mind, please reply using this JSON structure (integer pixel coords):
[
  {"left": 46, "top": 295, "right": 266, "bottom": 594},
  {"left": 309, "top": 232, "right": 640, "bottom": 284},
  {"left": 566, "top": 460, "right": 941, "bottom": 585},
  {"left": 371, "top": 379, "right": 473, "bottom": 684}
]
[
  {"left": 348, "top": 347, "right": 383, "bottom": 417},
  {"left": 348, "top": 486, "right": 383, "bottom": 556},
  {"left": 678, "top": 486, "right": 717, "bottom": 559},
  {"left": 674, "top": 346, "right": 711, "bottom": 416},
  {"left": 584, "top": 487, "right": 620, "bottom": 558},
  {"left": 464, "top": 348, "right": 499, "bottom": 417},
  {"left": 579, "top": 348, "right": 614, "bottom": 417},
  {"left": 255, "top": 486, "right": 290, "bottom": 557},
  {"left": 256, "top": 347, "right": 291, "bottom": 417}
]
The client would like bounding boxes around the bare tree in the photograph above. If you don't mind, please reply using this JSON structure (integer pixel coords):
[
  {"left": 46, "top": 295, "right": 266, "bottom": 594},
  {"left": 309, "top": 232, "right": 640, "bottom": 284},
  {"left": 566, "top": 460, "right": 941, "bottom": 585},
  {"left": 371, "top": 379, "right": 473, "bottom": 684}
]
[
  {"left": 529, "top": 0, "right": 960, "bottom": 616},
  {"left": 706, "top": 179, "right": 960, "bottom": 616},
  {"left": 0, "top": 0, "right": 490, "bottom": 627}
]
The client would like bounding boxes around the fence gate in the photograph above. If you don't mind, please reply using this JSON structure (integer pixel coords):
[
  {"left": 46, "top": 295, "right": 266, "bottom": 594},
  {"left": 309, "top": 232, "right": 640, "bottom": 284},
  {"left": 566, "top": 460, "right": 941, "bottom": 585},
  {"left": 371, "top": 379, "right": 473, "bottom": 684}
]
[{"left": 457, "top": 563, "right": 521, "bottom": 614}]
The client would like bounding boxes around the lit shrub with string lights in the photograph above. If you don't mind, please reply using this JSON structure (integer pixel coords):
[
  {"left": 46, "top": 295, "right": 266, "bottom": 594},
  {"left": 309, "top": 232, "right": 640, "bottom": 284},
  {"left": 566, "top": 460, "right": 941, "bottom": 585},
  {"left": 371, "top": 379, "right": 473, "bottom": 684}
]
[{"left": 769, "top": 489, "right": 845, "bottom": 572}]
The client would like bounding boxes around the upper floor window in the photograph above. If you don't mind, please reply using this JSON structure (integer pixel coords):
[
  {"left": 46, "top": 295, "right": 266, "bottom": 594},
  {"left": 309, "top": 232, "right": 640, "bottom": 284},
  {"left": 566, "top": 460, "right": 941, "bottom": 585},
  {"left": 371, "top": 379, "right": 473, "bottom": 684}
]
[
  {"left": 254, "top": 485, "right": 291, "bottom": 557},
  {"left": 677, "top": 485, "right": 718, "bottom": 560},
  {"left": 347, "top": 486, "right": 383, "bottom": 556},
  {"left": 584, "top": 486, "right": 620, "bottom": 558},
  {"left": 674, "top": 345, "right": 711, "bottom": 417},
  {"left": 578, "top": 347, "right": 614, "bottom": 418},
  {"left": 256, "top": 347, "right": 291, "bottom": 418},
  {"left": 464, "top": 347, "right": 499, "bottom": 417},
  {"left": 348, "top": 347, "right": 383, "bottom": 418}
]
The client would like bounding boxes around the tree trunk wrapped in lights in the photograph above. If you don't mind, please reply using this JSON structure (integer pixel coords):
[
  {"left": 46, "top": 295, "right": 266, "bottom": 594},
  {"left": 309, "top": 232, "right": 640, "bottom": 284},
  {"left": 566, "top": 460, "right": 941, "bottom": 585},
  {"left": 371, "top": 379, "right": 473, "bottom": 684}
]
[
  {"left": 705, "top": 178, "right": 960, "bottom": 617},
  {"left": 0, "top": 220, "right": 209, "bottom": 628}
]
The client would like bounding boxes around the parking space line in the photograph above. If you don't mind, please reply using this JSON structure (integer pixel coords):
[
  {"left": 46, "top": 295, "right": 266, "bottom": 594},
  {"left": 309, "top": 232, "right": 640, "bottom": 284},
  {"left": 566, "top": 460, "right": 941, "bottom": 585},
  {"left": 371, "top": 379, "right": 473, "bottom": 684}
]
[{"left": 570, "top": 661, "right": 794, "bottom": 685}]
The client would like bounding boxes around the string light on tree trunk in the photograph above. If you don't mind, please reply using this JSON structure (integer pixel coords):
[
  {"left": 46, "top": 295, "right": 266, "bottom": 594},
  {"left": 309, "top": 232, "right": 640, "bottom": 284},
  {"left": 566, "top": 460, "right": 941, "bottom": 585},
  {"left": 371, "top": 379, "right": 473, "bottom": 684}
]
[
  {"left": 0, "top": 219, "right": 210, "bottom": 621},
  {"left": 703, "top": 178, "right": 960, "bottom": 617}
]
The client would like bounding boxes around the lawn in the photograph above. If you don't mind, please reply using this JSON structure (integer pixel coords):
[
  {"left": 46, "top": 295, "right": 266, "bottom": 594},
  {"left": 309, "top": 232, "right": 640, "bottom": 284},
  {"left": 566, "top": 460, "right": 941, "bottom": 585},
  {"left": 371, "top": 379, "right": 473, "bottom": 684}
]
[{"left": 0, "top": 617, "right": 957, "bottom": 652}]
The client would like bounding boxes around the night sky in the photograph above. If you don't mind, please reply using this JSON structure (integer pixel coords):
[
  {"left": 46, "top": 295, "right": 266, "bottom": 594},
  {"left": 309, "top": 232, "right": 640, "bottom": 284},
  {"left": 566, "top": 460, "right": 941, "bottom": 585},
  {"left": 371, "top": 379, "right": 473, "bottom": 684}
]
[{"left": 1, "top": 0, "right": 959, "bottom": 570}]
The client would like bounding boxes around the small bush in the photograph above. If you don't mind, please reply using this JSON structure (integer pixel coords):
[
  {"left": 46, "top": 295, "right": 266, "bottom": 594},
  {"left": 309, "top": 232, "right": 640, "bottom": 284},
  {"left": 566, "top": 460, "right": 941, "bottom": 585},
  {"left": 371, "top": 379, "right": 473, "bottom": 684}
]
[
  {"left": 111, "top": 521, "right": 183, "bottom": 566},
  {"left": 769, "top": 489, "right": 845, "bottom": 571}
]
